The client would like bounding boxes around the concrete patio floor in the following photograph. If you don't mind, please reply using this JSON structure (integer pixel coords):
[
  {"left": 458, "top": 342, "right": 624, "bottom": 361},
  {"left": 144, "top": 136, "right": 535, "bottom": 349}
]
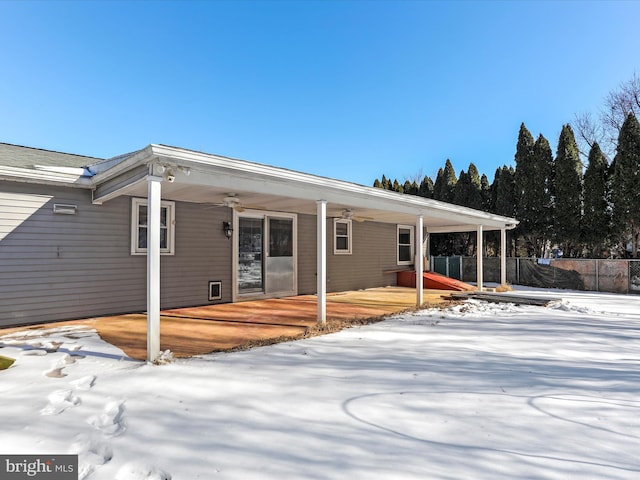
[{"left": 0, "top": 287, "right": 451, "bottom": 360}]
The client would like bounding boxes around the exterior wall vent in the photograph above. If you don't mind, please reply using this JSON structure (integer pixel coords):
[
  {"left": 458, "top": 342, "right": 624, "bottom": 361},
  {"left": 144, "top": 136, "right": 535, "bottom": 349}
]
[
  {"left": 208, "top": 281, "right": 222, "bottom": 301},
  {"left": 53, "top": 203, "right": 78, "bottom": 215}
]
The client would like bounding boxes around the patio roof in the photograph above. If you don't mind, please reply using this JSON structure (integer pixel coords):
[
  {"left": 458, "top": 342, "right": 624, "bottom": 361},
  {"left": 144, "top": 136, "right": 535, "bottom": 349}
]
[{"left": 88, "top": 143, "right": 518, "bottom": 232}]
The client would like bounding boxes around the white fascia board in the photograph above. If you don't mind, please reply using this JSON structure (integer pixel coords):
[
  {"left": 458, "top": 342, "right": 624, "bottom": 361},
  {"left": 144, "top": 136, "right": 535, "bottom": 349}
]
[
  {"left": 428, "top": 224, "right": 493, "bottom": 234},
  {"left": 427, "top": 220, "right": 519, "bottom": 233},
  {"left": 92, "top": 168, "right": 149, "bottom": 205},
  {"left": 0, "top": 165, "right": 93, "bottom": 188},
  {"left": 88, "top": 146, "right": 154, "bottom": 186}
]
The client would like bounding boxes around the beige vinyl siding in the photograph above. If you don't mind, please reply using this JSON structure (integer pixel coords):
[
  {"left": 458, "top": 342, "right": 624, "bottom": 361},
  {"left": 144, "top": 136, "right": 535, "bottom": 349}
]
[
  {"left": 158, "top": 202, "right": 232, "bottom": 307},
  {"left": 296, "top": 214, "right": 317, "bottom": 294},
  {"left": 296, "top": 214, "right": 400, "bottom": 294},
  {"left": 326, "top": 220, "right": 399, "bottom": 292},
  {"left": 0, "top": 182, "right": 232, "bottom": 327}
]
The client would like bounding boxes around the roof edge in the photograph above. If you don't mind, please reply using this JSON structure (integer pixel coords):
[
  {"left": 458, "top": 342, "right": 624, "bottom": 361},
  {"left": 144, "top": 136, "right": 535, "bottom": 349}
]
[{"left": 0, "top": 165, "right": 93, "bottom": 187}]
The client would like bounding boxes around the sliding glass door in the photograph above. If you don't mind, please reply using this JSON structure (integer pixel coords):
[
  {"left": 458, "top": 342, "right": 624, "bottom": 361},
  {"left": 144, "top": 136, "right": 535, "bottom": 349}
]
[{"left": 236, "top": 212, "right": 297, "bottom": 298}]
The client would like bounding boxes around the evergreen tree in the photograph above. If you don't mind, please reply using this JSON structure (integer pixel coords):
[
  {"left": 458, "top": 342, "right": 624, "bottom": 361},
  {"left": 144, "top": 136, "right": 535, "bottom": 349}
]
[
  {"left": 611, "top": 112, "right": 640, "bottom": 257},
  {"left": 530, "top": 134, "right": 554, "bottom": 256},
  {"left": 403, "top": 180, "right": 419, "bottom": 195},
  {"left": 513, "top": 131, "right": 554, "bottom": 257},
  {"left": 433, "top": 159, "right": 457, "bottom": 202},
  {"left": 490, "top": 167, "right": 503, "bottom": 213},
  {"left": 491, "top": 166, "right": 516, "bottom": 218},
  {"left": 490, "top": 165, "right": 517, "bottom": 256},
  {"left": 452, "top": 163, "right": 482, "bottom": 208},
  {"left": 513, "top": 123, "right": 537, "bottom": 255},
  {"left": 433, "top": 168, "right": 444, "bottom": 200},
  {"left": 553, "top": 124, "right": 583, "bottom": 257},
  {"left": 452, "top": 169, "right": 469, "bottom": 206},
  {"left": 453, "top": 164, "right": 483, "bottom": 255},
  {"left": 480, "top": 173, "right": 491, "bottom": 211},
  {"left": 582, "top": 142, "right": 611, "bottom": 257},
  {"left": 467, "top": 163, "right": 483, "bottom": 208},
  {"left": 419, "top": 175, "right": 434, "bottom": 198},
  {"left": 392, "top": 179, "right": 403, "bottom": 193},
  {"left": 373, "top": 178, "right": 381, "bottom": 188},
  {"left": 432, "top": 161, "right": 458, "bottom": 256}
]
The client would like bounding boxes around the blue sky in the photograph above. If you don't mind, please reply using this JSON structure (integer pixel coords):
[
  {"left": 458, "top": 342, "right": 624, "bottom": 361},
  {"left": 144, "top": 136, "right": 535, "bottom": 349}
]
[{"left": 1, "top": 1, "right": 638, "bottom": 186}]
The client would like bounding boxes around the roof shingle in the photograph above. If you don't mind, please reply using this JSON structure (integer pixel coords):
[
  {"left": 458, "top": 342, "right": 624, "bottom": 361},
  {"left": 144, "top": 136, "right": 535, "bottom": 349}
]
[{"left": 0, "top": 143, "right": 103, "bottom": 170}]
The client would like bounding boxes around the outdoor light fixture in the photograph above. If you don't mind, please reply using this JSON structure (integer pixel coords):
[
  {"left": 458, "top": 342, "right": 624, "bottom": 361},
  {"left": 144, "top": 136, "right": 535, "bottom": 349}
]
[
  {"left": 53, "top": 204, "right": 77, "bottom": 215},
  {"left": 223, "top": 221, "right": 233, "bottom": 239}
]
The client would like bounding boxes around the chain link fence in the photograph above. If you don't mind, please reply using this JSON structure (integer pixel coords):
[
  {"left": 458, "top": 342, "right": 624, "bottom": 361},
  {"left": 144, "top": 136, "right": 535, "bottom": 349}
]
[{"left": 430, "top": 256, "right": 640, "bottom": 294}]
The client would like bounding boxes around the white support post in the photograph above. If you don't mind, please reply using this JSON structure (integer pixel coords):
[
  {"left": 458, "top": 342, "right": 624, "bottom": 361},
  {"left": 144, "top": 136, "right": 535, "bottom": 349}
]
[
  {"left": 316, "top": 200, "right": 327, "bottom": 325},
  {"left": 500, "top": 227, "right": 507, "bottom": 286},
  {"left": 147, "top": 175, "right": 162, "bottom": 363},
  {"left": 415, "top": 215, "right": 424, "bottom": 306},
  {"left": 476, "top": 224, "right": 484, "bottom": 292}
]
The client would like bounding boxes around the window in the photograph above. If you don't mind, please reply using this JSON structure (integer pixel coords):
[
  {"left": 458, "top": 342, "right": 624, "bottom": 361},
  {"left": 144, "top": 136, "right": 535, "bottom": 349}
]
[
  {"left": 269, "top": 218, "right": 294, "bottom": 257},
  {"left": 131, "top": 198, "right": 175, "bottom": 255},
  {"left": 334, "top": 218, "right": 352, "bottom": 255},
  {"left": 397, "top": 225, "right": 414, "bottom": 265}
]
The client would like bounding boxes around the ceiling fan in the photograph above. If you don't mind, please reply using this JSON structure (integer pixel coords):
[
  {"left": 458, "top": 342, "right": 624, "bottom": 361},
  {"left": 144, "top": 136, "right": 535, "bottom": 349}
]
[
  {"left": 340, "top": 209, "right": 374, "bottom": 222},
  {"left": 205, "top": 193, "right": 266, "bottom": 212}
]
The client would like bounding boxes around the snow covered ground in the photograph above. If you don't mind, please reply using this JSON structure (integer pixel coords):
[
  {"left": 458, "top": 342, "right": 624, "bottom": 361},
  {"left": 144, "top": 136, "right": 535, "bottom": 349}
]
[{"left": 2, "top": 288, "right": 640, "bottom": 480}]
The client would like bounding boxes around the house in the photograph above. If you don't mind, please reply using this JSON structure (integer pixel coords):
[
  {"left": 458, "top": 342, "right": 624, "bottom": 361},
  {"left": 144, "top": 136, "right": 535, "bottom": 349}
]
[{"left": 0, "top": 142, "right": 518, "bottom": 360}]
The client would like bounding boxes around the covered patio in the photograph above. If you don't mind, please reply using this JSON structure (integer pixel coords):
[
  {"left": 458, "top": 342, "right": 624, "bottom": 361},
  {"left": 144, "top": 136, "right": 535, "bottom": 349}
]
[
  {"left": 0, "top": 287, "right": 450, "bottom": 360},
  {"left": 87, "top": 144, "right": 518, "bottom": 361}
]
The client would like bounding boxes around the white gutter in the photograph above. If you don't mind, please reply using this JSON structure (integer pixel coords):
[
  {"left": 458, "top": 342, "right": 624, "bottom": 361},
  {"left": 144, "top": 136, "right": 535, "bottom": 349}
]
[
  {"left": 0, "top": 166, "right": 93, "bottom": 187},
  {"left": 33, "top": 165, "right": 90, "bottom": 176}
]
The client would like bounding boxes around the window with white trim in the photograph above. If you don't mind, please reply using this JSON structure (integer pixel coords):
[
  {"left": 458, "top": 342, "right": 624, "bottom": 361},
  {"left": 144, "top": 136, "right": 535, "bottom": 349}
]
[
  {"left": 333, "top": 218, "right": 352, "bottom": 255},
  {"left": 397, "top": 225, "right": 414, "bottom": 265},
  {"left": 131, "top": 198, "right": 176, "bottom": 255}
]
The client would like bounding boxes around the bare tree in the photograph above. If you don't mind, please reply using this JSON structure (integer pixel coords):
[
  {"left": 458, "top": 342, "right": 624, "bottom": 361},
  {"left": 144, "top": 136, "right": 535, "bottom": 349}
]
[
  {"left": 403, "top": 167, "right": 425, "bottom": 185},
  {"left": 574, "top": 111, "right": 605, "bottom": 157},
  {"left": 603, "top": 73, "right": 640, "bottom": 144},
  {"left": 573, "top": 72, "right": 640, "bottom": 161}
]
